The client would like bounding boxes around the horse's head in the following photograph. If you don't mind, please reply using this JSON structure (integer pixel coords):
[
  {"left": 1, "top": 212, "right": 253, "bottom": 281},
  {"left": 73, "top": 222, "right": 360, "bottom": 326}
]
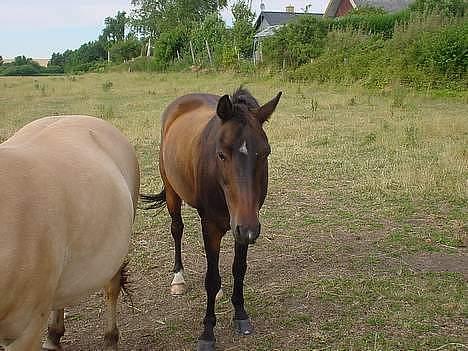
[{"left": 215, "top": 88, "right": 281, "bottom": 245}]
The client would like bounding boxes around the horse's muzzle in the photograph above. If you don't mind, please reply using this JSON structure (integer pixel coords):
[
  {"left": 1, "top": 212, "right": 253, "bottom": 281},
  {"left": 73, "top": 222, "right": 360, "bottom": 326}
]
[{"left": 234, "top": 223, "right": 260, "bottom": 245}]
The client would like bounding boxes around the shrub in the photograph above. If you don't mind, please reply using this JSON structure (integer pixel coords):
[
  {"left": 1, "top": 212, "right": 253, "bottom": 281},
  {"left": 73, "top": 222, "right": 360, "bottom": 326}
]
[
  {"left": 189, "top": 14, "right": 230, "bottom": 66},
  {"left": 153, "top": 26, "right": 188, "bottom": 66},
  {"left": 110, "top": 38, "right": 142, "bottom": 63},
  {"left": 331, "top": 10, "right": 411, "bottom": 38},
  {"left": 1, "top": 64, "right": 41, "bottom": 76},
  {"left": 42, "top": 65, "right": 64, "bottom": 74},
  {"left": 128, "top": 56, "right": 167, "bottom": 72},
  {"left": 290, "top": 17, "right": 467, "bottom": 89},
  {"left": 263, "top": 16, "right": 328, "bottom": 68},
  {"left": 406, "top": 20, "right": 468, "bottom": 78},
  {"left": 410, "top": 0, "right": 466, "bottom": 17}
]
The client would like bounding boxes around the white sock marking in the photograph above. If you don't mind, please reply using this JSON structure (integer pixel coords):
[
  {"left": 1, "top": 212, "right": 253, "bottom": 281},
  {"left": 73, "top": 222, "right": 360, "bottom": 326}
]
[{"left": 172, "top": 271, "right": 185, "bottom": 285}]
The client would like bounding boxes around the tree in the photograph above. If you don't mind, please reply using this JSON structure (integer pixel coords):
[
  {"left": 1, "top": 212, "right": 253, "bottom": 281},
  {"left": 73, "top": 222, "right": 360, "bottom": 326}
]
[
  {"left": 49, "top": 52, "right": 66, "bottom": 67},
  {"left": 14, "top": 56, "right": 32, "bottom": 66},
  {"left": 110, "top": 37, "right": 142, "bottom": 63},
  {"left": 101, "top": 11, "right": 127, "bottom": 44},
  {"left": 231, "top": 0, "right": 255, "bottom": 58},
  {"left": 130, "top": 0, "right": 228, "bottom": 38},
  {"left": 190, "top": 13, "right": 229, "bottom": 65},
  {"left": 0, "top": 56, "right": 3, "bottom": 65}
]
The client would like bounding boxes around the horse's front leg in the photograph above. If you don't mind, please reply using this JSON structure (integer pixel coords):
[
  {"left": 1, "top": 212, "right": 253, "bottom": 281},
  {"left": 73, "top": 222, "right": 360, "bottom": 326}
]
[
  {"left": 197, "top": 218, "right": 222, "bottom": 351},
  {"left": 232, "top": 241, "right": 253, "bottom": 335}
]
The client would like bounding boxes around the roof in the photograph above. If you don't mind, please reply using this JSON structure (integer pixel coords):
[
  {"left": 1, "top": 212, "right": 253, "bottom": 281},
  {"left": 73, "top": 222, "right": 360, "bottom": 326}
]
[
  {"left": 324, "top": 0, "right": 413, "bottom": 17},
  {"left": 254, "top": 25, "right": 282, "bottom": 39},
  {"left": 254, "top": 11, "right": 323, "bottom": 31},
  {"left": 355, "top": 0, "right": 413, "bottom": 12}
]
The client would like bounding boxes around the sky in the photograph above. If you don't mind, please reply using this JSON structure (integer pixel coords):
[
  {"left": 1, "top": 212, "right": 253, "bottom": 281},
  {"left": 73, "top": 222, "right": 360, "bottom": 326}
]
[{"left": 0, "top": 0, "right": 329, "bottom": 59}]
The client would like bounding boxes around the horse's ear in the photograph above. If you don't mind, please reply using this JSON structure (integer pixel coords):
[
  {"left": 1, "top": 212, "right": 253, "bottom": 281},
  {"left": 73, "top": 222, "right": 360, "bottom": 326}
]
[
  {"left": 217, "top": 95, "right": 233, "bottom": 122},
  {"left": 256, "top": 91, "right": 282, "bottom": 124}
]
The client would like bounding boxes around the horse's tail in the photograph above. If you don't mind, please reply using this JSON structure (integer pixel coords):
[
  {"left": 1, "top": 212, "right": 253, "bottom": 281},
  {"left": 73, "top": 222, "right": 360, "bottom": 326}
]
[
  {"left": 119, "top": 259, "right": 134, "bottom": 307},
  {"left": 140, "top": 188, "right": 166, "bottom": 209}
]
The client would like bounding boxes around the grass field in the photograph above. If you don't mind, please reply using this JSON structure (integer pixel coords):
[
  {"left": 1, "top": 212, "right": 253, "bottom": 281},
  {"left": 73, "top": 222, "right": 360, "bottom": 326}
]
[{"left": 0, "top": 72, "right": 467, "bottom": 350}]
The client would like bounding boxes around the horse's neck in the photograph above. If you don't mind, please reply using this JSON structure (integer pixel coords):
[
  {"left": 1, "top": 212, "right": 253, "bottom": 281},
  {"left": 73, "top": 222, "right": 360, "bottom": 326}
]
[{"left": 195, "top": 118, "right": 229, "bottom": 223}]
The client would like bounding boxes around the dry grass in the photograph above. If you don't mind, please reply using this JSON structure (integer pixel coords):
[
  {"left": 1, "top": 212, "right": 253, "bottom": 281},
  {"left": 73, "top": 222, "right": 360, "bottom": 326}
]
[{"left": 0, "top": 72, "right": 467, "bottom": 350}]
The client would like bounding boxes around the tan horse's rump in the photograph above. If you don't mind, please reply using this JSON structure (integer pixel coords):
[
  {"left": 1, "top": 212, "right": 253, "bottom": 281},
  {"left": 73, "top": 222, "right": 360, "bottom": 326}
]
[{"left": 0, "top": 116, "right": 139, "bottom": 350}]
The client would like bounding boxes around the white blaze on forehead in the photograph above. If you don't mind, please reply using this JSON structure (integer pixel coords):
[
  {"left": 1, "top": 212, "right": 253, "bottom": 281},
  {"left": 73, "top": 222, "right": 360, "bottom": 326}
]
[{"left": 239, "top": 140, "right": 248, "bottom": 155}]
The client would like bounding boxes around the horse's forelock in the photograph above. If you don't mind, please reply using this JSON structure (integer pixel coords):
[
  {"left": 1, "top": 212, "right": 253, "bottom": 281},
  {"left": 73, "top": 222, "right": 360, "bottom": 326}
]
[{"left": 231, "top": 87, "right": 260, "bottom": 112}]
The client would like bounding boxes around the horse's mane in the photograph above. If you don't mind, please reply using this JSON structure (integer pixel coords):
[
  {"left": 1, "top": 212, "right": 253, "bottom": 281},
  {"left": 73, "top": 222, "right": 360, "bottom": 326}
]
[{"left": 231, "top": 87, "right": 260, "bottom": 113}]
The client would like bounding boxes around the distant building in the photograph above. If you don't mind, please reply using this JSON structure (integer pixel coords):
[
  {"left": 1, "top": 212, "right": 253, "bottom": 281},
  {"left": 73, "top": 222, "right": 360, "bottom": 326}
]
[
  {"left": 324, "top": 0, "right": 413, "bottom": 17},
  {"left": 2, "top": 58, "right": 50, "bottom": 67},
  {"left": 253, "top": 6, "right": 323, "bottom": 63}
]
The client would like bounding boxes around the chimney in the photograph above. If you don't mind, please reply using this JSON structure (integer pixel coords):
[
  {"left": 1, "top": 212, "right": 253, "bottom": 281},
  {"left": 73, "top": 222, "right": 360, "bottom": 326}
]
[
  {"left": 286, "top": 5, "right": 294, "bottom": 13},
  {"left": 260, "top": 2, "right": 265, "bottom": 11}
]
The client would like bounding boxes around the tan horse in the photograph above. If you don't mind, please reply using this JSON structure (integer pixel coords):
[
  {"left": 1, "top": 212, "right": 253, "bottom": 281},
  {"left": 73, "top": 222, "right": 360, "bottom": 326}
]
[{"left": 0, "top": 116, "right": 140, "bottom": 351}]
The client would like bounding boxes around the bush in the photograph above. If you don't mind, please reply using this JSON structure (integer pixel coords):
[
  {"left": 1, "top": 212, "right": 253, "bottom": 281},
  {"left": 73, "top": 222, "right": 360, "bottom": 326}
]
[
  {"left": 291, "top": 30, "right": 388, "bottom": 86},
  {"left": 1, "top": 64, "right": 41, "bottom": 76},
  {"left": 410, "top": 0, "right": 466, "bottom": 17},
  {"left": 153, "top": 26, "right": 188, "bottom": 66},
  {"left": 331, "top": 10, "right": 411, "bottom": 38},
  {"left": 110, "top": 38, "right": 142, "bottom": 63},
  {"left": 290, "top": 17, "right": 467, "bottom": 89},
  {"left": 406, "top": 20, "right": 467, "bottom": 78},
  {"left": 42, "top": 65, "right": 64, "bottom": 74},
  {"left": 189, "top": 14, "right": 230, "bottom": 66},
  {"left": 128, "top": 56, "right": 168, "bottom": 72},
  {"left": 263, "top": 16, "right": 328, "bottom": 68}
]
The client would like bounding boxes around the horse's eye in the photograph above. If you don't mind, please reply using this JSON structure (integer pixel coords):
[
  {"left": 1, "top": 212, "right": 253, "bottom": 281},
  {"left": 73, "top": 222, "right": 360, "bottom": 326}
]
[{"left": 217, "top": 152, "right": 226, "bottom": 161}]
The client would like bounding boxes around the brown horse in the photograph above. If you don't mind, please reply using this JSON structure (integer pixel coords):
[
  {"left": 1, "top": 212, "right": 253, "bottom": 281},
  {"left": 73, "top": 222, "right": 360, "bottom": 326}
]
[
  {"left": 0, "top": 116, "right": 139, "bottom": 351},
  {"left": 143, "top": 88, "right": 281, "bottom": 350}
]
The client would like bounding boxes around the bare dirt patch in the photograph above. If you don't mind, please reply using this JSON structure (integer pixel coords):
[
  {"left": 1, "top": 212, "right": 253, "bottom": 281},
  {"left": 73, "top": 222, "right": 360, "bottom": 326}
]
[{"left": 405, "top": 251, "right": 468, "bottom": 280}]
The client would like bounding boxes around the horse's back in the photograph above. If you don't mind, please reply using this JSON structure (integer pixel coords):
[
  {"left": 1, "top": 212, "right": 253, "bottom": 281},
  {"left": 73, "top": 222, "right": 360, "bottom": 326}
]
[
  {"left": 6, "top": 115, "right": 139, "bottom": 203},
  {"left": 159, "top": 94, "right": 218, "bottom": 206},
  {"left": 0, "top": 115, "right": 139, "bottom": 341},
  {"left": 161, "top": 93, "right": 219, "bottom": 134}
]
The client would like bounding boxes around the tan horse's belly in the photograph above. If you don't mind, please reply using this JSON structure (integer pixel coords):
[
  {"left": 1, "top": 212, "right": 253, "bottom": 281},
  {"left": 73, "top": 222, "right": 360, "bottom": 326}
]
[{"left": 52, "top": 174, "right": 134, "bottom": 309}]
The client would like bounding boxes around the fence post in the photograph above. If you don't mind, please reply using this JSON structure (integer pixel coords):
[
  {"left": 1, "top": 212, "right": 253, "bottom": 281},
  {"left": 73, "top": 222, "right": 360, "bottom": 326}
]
[
  {"left": 146, "top": 38, "right": 151, "bottom": 57},
  {"left": 205, "top": 39, "right": 213, "bottom": 66},
  {"left": 189, "top": 40, "right": 196, "bottom": 65}
]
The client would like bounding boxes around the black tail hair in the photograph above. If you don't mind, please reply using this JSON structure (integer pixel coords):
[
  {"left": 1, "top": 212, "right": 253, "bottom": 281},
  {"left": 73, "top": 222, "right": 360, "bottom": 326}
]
[
  {"left": 119, "top": 260, "right": 133, "bottom": 307},
  {"left": 140, "top": 188, "right": 166, "bottom": 209}
]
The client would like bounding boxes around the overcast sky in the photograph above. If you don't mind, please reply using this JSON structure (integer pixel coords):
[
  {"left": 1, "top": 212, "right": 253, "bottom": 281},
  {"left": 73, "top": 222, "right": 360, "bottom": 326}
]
[{"left": 0, "top": 0, "right": 329, "bottom": 59}]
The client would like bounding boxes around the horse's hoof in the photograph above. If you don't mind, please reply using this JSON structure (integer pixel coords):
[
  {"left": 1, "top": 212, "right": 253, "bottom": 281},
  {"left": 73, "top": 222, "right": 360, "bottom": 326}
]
[
  {"left": 233, "top": 319, "right": 253, "bottom": 336},
  {"left": 215, "top": 288, "right": 223, "bottom": 301},
  {"left": 42, "top": 340, "right": 63, "bottom": 351},
  {"left": 171, "top": 283, "right": 186, "bottom": 295},
  {"left": 197, "top": 339, "right": 216, "bottom": 351}
]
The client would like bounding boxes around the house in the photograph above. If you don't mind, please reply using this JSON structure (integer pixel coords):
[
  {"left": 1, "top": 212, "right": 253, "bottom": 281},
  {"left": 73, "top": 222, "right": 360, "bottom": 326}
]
[
  {"left": 324, "top": 0, "right": 413, "bottom": 17},
  {"left": 253, "top": 6, "right": 323, "bottom": 63}
]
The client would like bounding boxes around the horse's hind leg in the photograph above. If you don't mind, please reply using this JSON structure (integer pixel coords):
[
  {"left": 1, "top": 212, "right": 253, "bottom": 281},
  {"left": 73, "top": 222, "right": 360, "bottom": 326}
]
[
  {"left": 103, "top": 266, "right": 123, "bottom": 351},
  {"left": 42, "top": 309, "right": 65, "bottom": 350},
  {"left": 166, "top": 186, "right": 186, "bottom": 295}
]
